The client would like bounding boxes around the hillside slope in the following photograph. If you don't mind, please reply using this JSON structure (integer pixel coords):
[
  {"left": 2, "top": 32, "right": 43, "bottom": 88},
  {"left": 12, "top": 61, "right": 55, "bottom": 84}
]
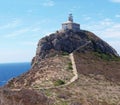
[
  {"left": 6, "top": 54, "right": 74, "bottom": 88},
  {"left": 39, "top": 51, "right": 120, "bottom": 105},
  {"left": 74, "top": 42, "right": 120, "bottom": 83},
  {"left": 1, "top": 51, "right": 120, "bottom": 105}
]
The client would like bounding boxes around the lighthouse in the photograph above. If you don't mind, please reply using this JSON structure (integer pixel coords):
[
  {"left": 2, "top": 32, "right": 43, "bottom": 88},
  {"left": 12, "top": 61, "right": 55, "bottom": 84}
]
[{"left": 62, "top": 14, "right": 80, "bottom": 32}]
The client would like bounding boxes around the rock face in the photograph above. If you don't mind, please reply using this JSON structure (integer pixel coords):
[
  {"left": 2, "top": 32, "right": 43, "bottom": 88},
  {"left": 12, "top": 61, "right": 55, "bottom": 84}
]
[{"left": 32, "top": 30, "right": 119, "bottom": 64}]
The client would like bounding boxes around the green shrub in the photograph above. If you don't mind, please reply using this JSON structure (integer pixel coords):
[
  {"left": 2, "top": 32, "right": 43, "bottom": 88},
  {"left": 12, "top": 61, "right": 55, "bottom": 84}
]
[
  {"left": 94, "top": 52, "right": 120, "bottom": 61},
  {"left": 60, "top": 101, "right": 68, "bottom": 105},
  {"left": 62, "top": 52, "right": 69, "bottom": 56},
  {"left": 53, "top": 79, "right": 65, "bottom": 86},
  {"left": 67, "top": 62, "right": 73, "bottom": 70}
]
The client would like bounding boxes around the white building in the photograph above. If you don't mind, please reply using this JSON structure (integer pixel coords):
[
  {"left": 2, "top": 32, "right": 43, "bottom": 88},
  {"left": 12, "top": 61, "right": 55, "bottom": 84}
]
[{"left": 62, "top": 14, "right": 80, "bottom": 32}]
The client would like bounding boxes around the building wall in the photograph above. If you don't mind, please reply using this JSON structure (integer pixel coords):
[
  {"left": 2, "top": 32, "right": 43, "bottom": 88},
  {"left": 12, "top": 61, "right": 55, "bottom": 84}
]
[
  {"left": 62, "top": 23, "right": 80, "bottom": 32},
  {"left": 72, "top": 23, "right": 80, "bottom": 32},
  {"left": 62, "top": 23, "right": 72, "bottom": 30}
]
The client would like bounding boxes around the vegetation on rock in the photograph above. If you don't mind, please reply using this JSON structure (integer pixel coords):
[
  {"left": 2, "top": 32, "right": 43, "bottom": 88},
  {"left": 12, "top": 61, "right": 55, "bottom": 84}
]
[
  {"left": 53, "top": 79, "right": 65, "bottom": 86},
  {"left": 94, "top": 52, "right": 120, "bottom": 61}
]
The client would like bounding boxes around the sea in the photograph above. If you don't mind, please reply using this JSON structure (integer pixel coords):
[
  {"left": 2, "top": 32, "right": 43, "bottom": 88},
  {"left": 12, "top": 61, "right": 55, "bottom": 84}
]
[{"left": 0, "top": 62, "right": 31, "bottom": 86}]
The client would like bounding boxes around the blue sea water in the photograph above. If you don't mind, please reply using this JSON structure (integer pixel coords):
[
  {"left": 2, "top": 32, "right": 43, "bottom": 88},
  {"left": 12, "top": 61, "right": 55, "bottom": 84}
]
[{"left": 0, "top": 62, "right": 31, "bottom": 86}]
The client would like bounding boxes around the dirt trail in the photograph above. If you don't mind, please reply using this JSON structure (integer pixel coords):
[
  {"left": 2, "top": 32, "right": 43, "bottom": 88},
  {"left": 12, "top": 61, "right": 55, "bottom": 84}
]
[{"left": 65, "top": 53, "right": 78, "bottom": 85}]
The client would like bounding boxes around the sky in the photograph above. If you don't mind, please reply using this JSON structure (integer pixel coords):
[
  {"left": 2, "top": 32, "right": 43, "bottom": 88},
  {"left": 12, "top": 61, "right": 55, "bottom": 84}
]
[{"left": 0, "top": 0, "right": 120, "bottom": 63}]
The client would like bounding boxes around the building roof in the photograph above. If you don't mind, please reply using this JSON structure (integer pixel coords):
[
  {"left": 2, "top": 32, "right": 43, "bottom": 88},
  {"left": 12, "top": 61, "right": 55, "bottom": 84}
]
[{"left": 62, "top": 21, "right": 80, "bottom": 25}]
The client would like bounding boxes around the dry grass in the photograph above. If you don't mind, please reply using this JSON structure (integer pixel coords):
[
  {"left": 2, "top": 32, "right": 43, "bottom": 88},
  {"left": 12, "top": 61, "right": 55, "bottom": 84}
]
[
  {"left": 74, "top": 51, "right": 120, "bottom": 83},
  {"left": 0, "top": 88, "right": 51, "bottom": 105}
]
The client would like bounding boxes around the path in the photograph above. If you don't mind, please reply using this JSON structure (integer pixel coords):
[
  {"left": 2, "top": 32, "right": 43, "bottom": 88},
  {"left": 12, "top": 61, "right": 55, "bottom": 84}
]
[{"left": 65, "top": 53, "right": 78, "bottom": 85}]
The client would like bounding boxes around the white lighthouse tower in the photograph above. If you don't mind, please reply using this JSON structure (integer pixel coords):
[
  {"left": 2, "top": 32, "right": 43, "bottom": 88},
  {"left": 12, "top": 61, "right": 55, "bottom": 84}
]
[{"left": 62, "top": 14, "right": 80, "bottom": 32}]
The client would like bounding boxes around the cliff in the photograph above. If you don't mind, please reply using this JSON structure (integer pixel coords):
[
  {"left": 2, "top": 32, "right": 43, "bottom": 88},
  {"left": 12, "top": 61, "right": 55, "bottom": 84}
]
[{"left": 2, "top": 29, "right": 120, "bottom": 105}]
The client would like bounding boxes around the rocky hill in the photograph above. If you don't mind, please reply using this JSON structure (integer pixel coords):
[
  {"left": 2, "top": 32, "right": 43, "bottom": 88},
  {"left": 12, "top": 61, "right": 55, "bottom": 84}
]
[
  {"left": 1, "top": 29, "right": 120, "bottom": 105},
  {"left": 32, "top": 30, "right": 118, "bottom": 64}
]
